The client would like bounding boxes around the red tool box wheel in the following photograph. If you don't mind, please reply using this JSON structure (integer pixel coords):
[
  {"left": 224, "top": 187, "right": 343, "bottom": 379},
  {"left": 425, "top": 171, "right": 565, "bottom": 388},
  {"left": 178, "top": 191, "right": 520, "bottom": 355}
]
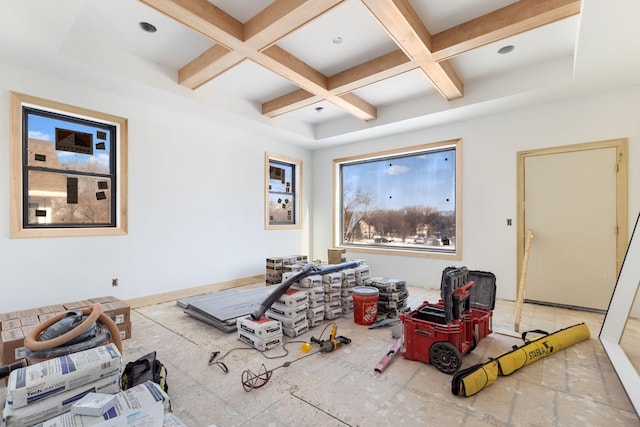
[{"left": 430, "top": 342, "right": 462, "bottom": 374}]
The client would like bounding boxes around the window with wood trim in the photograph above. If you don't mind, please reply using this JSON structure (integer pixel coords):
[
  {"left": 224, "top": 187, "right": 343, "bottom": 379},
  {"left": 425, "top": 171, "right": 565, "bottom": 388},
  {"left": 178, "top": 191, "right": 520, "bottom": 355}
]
[
  {"left": 10, "top": 92, "right": 128, "bottom": 238},
  {"left": 265, "top": 152, "right": 302, "bottom": 230},
  {"left": 334, "top": 139, "right": 461, "bottom": 258}
]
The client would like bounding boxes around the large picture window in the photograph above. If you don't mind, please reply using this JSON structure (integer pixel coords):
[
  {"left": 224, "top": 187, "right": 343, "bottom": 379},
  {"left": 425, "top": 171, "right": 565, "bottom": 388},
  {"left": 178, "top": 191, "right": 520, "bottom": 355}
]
[
  {"left": 265, "top": 152, "right": 302, "bottom": 230},
  {"left": 334, "top": 139, "right": 461, "bottom": 258},
  {"left": 10, "top": 92, "right": 128, "bottom": 238}
]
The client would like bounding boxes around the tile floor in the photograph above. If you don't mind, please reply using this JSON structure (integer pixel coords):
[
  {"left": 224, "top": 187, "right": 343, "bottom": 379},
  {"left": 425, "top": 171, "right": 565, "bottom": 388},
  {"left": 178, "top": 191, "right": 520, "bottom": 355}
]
[{"left": 3, "top": 286, "right": 639, "bottom": 426}]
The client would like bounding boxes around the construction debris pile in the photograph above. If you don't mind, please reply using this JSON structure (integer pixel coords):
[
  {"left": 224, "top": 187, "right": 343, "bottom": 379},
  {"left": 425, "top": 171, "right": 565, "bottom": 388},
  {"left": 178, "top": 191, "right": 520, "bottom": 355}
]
[
  {"left": 236, "top": 258, "right": 371, "bottom": 350},
  {"left": 1, "top": 343, "right": 183, "bottom": 427}
]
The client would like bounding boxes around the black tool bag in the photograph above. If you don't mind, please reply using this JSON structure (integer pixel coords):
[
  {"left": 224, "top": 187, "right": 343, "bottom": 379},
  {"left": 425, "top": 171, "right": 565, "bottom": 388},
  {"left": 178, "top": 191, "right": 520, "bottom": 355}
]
[{"left": 121, "top": 351, "right": 168, "bottom": 392}]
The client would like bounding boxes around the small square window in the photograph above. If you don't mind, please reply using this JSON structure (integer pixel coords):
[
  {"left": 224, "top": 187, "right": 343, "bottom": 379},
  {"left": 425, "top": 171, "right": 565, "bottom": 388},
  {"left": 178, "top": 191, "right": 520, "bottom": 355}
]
[{"left": 265, "top": 153, "right": 302, "bottom": 230}]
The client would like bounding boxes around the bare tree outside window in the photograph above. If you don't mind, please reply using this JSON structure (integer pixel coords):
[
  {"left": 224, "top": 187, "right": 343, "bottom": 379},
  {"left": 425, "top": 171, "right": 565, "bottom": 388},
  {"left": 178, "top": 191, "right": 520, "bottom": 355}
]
[{"left": 334, "top": 140, "right": 461, "bottom": 258}]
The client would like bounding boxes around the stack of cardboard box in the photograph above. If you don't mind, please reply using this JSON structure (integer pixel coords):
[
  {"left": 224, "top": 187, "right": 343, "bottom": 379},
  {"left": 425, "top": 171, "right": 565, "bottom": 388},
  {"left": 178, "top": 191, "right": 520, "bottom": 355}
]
[
  {"left": 327, "top": 248, "right": 346, "bottom": 264},
  {"left": 0, "top": 297, "right": 131, "bottom": 367},
  {"left": 265, "top": 254, "right": 308, "bottom": 285}
]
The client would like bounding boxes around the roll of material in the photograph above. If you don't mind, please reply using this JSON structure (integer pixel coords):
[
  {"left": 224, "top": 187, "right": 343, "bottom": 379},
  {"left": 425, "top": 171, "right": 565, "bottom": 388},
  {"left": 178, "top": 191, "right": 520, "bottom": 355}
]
[{"left": 452, "top": 323, "right": 590, "bottom": 397}]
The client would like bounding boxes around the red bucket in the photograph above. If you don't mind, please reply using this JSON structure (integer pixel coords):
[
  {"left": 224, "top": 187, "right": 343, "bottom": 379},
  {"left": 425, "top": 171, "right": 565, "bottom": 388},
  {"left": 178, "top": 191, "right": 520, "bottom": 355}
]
[{"left": 353, "top": 286, "right": 379, "bottom": 325}]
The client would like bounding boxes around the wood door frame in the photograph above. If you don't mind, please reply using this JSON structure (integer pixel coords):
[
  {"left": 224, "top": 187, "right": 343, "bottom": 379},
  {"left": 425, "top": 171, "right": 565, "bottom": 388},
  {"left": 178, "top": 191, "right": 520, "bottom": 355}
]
[{"left": 516, "top": 138, "right": 628, "bottom": 300}]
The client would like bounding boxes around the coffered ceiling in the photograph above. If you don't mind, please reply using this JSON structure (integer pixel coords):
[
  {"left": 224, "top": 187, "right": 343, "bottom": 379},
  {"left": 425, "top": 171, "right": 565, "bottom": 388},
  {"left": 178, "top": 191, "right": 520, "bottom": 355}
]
[{"left": 1, "top": 1, "right": 640, "bottom": 149}]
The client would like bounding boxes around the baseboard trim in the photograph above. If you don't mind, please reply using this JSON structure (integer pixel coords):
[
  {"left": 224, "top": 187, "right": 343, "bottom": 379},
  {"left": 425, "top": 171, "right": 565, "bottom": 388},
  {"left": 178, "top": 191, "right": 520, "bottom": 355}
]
[{"left": 125, "top": 274, "right": 266, "bottom": 309}]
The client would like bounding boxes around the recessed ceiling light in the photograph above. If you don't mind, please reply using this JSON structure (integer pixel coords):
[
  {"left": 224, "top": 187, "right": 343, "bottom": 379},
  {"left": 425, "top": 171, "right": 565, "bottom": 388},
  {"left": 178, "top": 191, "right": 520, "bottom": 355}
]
[
  {"left": 139, "top": 22, "right": 157, "bottom": 33},
  {"left": 332, "top": 36, "right": 343, "bottom": 44},
  {"left": 498, "top": 45, "right": 514, "bottom": 54}
]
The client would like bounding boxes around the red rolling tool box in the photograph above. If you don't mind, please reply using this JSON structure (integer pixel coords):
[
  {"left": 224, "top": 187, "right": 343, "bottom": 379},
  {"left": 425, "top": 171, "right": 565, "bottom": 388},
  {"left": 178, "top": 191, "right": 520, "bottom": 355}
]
[{"left": 400, "top": 268, "right": 496, "bottom": 374}]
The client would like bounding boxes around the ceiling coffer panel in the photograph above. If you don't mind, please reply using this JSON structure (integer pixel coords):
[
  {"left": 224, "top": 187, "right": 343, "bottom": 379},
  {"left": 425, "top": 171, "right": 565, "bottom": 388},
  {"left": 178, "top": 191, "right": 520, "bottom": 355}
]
[{"left": 139, "top": 0, "right": 581, "bottom": 122}]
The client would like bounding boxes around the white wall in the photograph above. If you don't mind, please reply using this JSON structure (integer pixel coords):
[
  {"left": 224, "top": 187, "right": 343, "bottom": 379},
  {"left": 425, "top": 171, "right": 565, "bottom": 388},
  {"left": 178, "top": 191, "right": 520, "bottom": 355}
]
[
  {"left": 2, "top": 57, "right": 639, "bottom": 313},
  {"left": 0, "top": 62, "right": 312, "bottom": 313},
  {"left": 312, "top": 86, "right": 640, "bottom": 301}
]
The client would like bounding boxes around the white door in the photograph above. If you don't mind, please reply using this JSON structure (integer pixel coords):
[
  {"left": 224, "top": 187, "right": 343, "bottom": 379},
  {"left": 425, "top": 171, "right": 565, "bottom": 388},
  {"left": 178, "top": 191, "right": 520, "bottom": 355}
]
[{"left": 523, "top": 147, "right": 618, "bottom": 311}]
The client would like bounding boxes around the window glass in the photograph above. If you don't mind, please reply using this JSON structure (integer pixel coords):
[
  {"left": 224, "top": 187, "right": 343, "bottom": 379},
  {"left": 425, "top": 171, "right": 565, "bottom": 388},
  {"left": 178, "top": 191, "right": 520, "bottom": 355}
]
[
  {"left": 265, "top": 153, "right": 302, "bottom": 230},
  {"left": 337, "top": 141, "right": 459, "bottom": 255},
  {"left": 23, "top": 107, "right": 117, "bottom": 228}
]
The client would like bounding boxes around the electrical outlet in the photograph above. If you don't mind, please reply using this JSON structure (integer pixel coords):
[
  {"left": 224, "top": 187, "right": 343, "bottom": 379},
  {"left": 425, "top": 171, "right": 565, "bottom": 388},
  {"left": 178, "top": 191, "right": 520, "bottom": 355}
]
[{"left": 112, "top": 278, "right": 118, "bottom": 287}]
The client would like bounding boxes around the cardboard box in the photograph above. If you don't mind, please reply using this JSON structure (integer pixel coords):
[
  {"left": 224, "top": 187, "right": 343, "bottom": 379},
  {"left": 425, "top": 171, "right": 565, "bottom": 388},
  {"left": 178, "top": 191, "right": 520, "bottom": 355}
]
[
  {"left": 0, "top": 328, "right": 24, "bottom": 365},
  {"left": 63, "top": 301, "right": 84, "bottom": 310},
  {"left": 109, "top": 300, "right": 128, "bottom": 309},
  {"left": 1, "top": 319, "right": 22, "bottom": 332},
  {"left": 76, "top": 300, "right": 95, "bottom": 309},
  {"left": 283, "top": 264, "right": 304, "bottom": 273},
  {"left": 15, "top": 308, "right": 39, "bottom": 319},
  {"left": 19, "top": 316, "right": 39, "bottom": 327},
  {"left": 266, "top": 257, "right": 284, "bottom": 268},
  {"left": 281, "top": 255, "right": 298, "bottom": 265},
  {"left": 89, "top": 296, "right": 119, "bottom": 304},
  {"left": 47, "top": 304, "right": 66, "bottom": 313},
  {"left": 6, "top": 343, "right": 122, "bottom": 409},
  {"left": 34, "top": 306, "right": 51, "bottom": 316},
  {"left": 328, "top": 248, "right": 347, "bottom": 264},
  {"left": 38, "top": 313, "right": 58, "bottom": 323},
  {"left": 21, "top": 325, "right": 37, "bottom": 339},
  {"left": 117, "top": 321, "right": 132, "bottom": 340},
  {"left": 0, "top": 312, "right": 18, "bottom": 323},
  {"left": 102, "top": 303, "right": 130, "bottom": 325}
]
